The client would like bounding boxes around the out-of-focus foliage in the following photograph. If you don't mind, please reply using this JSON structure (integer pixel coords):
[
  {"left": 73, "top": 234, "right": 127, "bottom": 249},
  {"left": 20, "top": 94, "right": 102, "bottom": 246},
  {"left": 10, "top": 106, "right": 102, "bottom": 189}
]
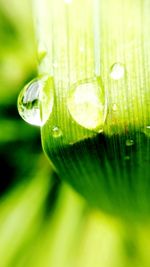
[
  {"left": 1, "top": 1, "right": 150, "bottom": 267},
  {"left": 0, "top": 0, "right": 40, "bottom": 195},
  {"left": 0, "top": 0, "right": 37, "bottom": 104}
]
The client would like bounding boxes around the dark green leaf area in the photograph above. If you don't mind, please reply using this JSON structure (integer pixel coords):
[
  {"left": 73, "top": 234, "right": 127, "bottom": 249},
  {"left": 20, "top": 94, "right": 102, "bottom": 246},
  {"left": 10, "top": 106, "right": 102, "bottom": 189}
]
[{"left": 43, "top": 131, "right": 150, "bottom": 221}]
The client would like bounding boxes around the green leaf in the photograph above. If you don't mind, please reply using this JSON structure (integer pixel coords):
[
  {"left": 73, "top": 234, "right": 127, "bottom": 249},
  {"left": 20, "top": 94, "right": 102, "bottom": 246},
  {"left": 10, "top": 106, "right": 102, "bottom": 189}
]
[{"left": 36, "top": 0, "right": 150, "bottom": 220}]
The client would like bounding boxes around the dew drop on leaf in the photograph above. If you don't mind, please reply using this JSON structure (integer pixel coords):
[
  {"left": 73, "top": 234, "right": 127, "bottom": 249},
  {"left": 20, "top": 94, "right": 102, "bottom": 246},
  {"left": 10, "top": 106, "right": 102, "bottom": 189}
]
[
  {"left": 52, "top": 126, "right": 62, "bottom": 138},
  {"left": 110, "top": 63, "right": 125, "bottom": 80},
  {"left": 17, "top": 76, "right": 54, "bottom": 126},
  {"left": 67, "top": 77, "right": 107, "bottom": 131}
]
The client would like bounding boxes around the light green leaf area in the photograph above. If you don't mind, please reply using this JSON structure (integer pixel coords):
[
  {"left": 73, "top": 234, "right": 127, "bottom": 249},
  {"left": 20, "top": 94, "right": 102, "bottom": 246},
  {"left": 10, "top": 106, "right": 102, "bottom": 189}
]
[{"left": 0, "top": 0, "right": 37, "bottom": 104}]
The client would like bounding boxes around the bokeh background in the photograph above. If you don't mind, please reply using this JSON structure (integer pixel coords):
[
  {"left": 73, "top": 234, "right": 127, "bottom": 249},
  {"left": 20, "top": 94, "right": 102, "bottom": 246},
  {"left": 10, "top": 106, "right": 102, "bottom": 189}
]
[{"left": 1, "top": 1, "right": 150, "bottom": 267}]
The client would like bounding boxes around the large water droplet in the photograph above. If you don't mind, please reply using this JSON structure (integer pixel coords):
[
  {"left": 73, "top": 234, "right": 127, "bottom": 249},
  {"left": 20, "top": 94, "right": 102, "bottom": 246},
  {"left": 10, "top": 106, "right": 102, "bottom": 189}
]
[
  {"left": 67, "top": 77, "right": 107, "bottom": 131},
  {"left": 110, "top": 63, "right": 125, "bottom": 80},
  {"left": 18, "top": 76, "right": 54, "bottom": 126}
]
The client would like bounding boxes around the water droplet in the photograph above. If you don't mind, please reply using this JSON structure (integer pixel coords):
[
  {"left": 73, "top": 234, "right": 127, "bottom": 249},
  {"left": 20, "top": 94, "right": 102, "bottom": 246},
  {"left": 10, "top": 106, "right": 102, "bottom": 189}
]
[
  {"left": 126, "top": 139, "right": 134, "bottom": 146},
  {"left": 18, "top": 76, "right": 54, "bottom": 126},
  {"left": 110, "top": 63, "right": 125, "bottom": 80},
  {"left": 67, "top": 77, "right": 107, "bottom": 131},
  {"left": 52, "top": 126, "right": 62, "bottom": 138}
]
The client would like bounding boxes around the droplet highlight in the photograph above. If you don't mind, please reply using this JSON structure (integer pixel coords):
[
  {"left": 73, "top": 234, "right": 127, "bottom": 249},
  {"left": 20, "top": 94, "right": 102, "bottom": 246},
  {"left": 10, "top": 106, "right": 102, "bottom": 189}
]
[
  {"left": 67, "top": 77, "right": 107, "bottom": 131},
  {"left": 52, "top": 126, "right": 62, "bottom": 138},
  {"left": 18, "top": 76, "right": 54, "bottom": 126},
  {"left": 110, "top": 63, "right": 125, "bottom": 80}
]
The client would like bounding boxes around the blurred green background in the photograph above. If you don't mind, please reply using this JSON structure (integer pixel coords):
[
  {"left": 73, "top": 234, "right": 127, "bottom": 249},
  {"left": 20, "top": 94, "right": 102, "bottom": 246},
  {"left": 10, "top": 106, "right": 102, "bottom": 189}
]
[{"left": 1, "top": 1, "right": 150, "bottom": 267}]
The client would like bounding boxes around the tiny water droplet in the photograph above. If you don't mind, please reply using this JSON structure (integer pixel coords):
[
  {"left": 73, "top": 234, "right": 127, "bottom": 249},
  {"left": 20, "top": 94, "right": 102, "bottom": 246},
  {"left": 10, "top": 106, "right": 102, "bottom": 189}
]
[
  {"left": 18, "top": 76, "right": 54, "bottom": 126},
  {"left": 110, "top": 63, "right": 125, "bottom": 80},
  {"left": 126, "top": 139, "right": 134, "bottom": 146},
  {"left": 52, "top": 126, "right": 62, "bottom": 138},
  {"left": 67, "top": 77, "right": 107, "bottom": 131}
]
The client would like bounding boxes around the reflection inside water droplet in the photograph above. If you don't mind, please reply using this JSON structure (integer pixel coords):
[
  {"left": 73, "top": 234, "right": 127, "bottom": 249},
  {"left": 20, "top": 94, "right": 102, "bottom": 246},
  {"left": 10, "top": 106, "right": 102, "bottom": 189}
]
[
  {"left": 18, "top": 76, "right": 54, "bottom": 126},
  {"left": 110, "top": 63, "right": 125, "bottom": 80},
  {"left": 126, "top": 139, "right": 134, "bottom": 146},
  {"left": 52, "top": 126, "right": 62, "bottom": 138},
  {"left": 67, "top": 77, "right": 107, "bottom": 131}
]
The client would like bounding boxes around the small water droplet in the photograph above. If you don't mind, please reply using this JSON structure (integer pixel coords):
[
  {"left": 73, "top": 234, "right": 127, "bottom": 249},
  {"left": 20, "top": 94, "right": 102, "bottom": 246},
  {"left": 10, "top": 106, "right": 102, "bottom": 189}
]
[
  {"left": 126, "top": 139, "right": 134, "bottom": 146},
  {"left": 18, "top": 76, "right": 54, "bottom": 126},
  {"left": 67, "top": 77, "right": 107, "bottom": 131},
  {"left": 52, "top": 126, "right": 62, "bottom": 138},
  {"left": 110, "top": 63, "right": 125, "bottom": 80}
]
